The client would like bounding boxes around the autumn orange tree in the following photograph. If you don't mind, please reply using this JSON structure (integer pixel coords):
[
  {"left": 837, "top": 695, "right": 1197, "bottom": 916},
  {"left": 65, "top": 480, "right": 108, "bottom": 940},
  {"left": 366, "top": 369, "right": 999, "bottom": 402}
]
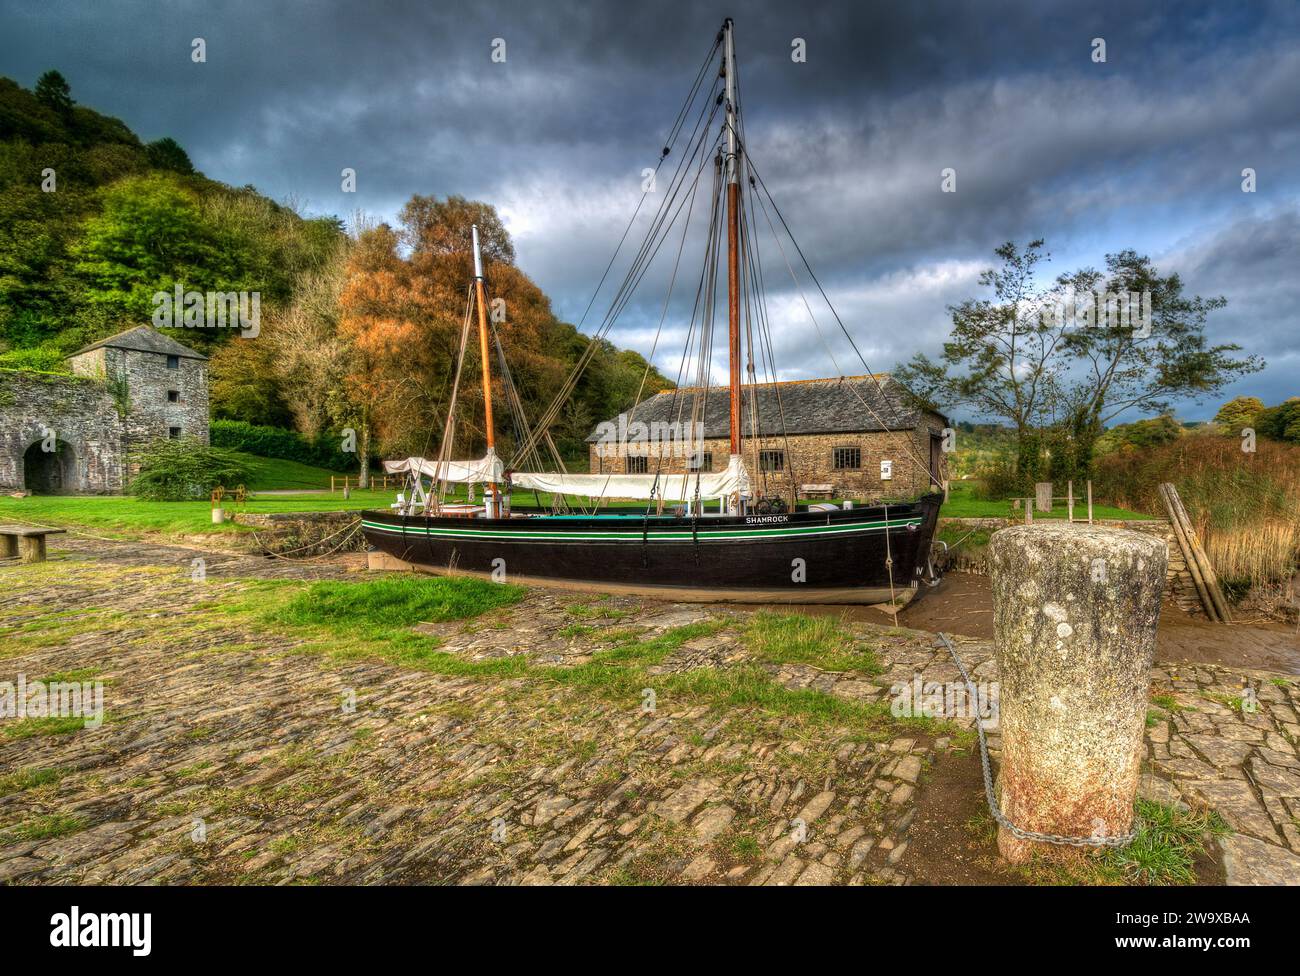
[
  {"left": 336, "top": 222, "right": 415, "bottom": 486},
  {"left": 328, "top": 196, "right": 672, "bottom": 475}
]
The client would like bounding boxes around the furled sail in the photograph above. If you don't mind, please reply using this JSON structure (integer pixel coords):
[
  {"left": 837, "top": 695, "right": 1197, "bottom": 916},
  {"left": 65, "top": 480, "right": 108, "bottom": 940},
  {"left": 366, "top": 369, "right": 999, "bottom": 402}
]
[
  {"left": 511, "top": 455, "right": 751, "bottom": 502},
  {"left": 383, "top": 453, "right": 503, "bottom": 484}
]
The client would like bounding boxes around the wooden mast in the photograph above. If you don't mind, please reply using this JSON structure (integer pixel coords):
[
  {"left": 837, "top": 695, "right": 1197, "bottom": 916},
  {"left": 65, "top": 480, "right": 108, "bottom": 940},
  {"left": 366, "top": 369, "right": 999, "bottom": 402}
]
[
  {"left": 723, "top": 18, "right": 742, "bottom": 465},
  {"left": 472, "top": 224, "right": 499, "bottom": 516}
]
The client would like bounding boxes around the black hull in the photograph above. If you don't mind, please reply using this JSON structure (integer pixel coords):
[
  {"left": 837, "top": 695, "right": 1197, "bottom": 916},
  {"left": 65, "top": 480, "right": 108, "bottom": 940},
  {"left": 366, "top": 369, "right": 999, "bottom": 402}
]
[{"left": 362, "top": 495, "right": 942, "bottom": 604}]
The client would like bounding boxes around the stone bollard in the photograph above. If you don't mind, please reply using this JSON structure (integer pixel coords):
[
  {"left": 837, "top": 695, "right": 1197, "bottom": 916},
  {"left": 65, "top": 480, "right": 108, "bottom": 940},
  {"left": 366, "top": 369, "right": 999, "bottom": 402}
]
[{"left": 989, "top": 523, "right": 1167, "bottom": 862}]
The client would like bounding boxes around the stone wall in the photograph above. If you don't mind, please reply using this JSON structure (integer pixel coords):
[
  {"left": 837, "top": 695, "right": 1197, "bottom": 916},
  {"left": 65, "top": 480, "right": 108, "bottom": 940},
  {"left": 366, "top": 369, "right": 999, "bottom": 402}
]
[
  {"left": 0, "top": 370, "right": 124, "bottom": 493},
  {"left": 0, "top": 340, "right": 210, "bottom": 495},
  {"left": 232, "top": 510, "right": 366, "bottom": 556},
  {"left": 587, "top": 410, "right": 949, "bottom": 501}
]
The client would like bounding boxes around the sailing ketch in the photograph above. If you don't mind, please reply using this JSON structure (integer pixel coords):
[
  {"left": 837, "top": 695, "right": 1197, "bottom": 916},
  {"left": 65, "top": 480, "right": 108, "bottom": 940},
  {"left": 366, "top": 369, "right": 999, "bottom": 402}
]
[{"left": 362, "top": 19, "right": 944, "bottom": 603}]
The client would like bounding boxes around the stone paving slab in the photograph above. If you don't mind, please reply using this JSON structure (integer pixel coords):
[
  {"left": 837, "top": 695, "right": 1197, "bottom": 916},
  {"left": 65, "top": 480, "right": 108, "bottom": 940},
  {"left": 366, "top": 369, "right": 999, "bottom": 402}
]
[{"left": 1, "top": 536, "right": 1298, "bottom": 885}]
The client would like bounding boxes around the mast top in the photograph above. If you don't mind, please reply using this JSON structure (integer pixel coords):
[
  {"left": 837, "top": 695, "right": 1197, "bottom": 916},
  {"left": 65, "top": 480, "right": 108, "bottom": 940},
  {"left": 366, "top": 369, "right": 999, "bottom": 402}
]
[
  {"left": 722, "top": 19, "right": 738, "bottom": 187},
  {"left": 472, "top": 224, "right": 484, "bottom": 279}
]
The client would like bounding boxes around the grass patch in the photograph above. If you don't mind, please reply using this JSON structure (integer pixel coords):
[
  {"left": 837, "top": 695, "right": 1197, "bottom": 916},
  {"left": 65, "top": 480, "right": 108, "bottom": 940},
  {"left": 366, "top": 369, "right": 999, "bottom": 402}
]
[
  {"left": 1, "top": 813, "right": 87, "bottom": 842},
  {"left": 270, "top": 574, "right": 525, "bottom": 652},
  {"left": 565, "top": 601, "right": 631, "bottom": 622},
  {"left": 1150, "top": 693, "right": 1185, "bottom": 713},
  {"left": 1026, "top": 800, "right": 1229, "bottom": 886},
  {"left": 744, "top": 611, "right": 883, "bottom": 674},
  {"left": 1, "top": 715, "right": 91, "bottom": 740},
  {"left": 0, "top": 489, "right": 395, "bottom": 541},
  {"left": 0, "top": 766, "right": 69, "bottom": 798},
  {"left": 1106, "top": 801, "right": 1229, "bottom": 885}
]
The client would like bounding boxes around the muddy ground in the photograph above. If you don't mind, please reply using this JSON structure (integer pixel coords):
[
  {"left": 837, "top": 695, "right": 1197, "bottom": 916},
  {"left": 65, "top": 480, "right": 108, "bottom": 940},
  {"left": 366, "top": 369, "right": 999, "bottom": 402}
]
[{"left": 775, "top": 572, "right": 1300, "bottom": 676}]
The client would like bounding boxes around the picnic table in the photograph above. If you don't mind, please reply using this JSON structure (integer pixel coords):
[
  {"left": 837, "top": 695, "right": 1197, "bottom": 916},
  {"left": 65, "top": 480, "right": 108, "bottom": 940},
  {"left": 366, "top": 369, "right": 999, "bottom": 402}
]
[{"left": 0, "top": 524, "right": 67, "bottom": 564}]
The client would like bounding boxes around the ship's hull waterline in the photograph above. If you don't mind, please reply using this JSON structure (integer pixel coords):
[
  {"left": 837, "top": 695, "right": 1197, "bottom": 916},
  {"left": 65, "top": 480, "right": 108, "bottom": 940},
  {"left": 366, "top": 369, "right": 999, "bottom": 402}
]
[{"left": 361, "top": 494, "right": 943, "bottom": 604}]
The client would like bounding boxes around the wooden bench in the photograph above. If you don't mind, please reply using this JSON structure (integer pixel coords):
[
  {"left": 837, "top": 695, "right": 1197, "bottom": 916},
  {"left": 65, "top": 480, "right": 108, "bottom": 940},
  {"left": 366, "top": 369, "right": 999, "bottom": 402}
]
[
  {"left": 800, "top": 483, "right": 835, "bottom": 500},
  {"left": 0, "top": 525, "right": 67, "bottom": 564}
]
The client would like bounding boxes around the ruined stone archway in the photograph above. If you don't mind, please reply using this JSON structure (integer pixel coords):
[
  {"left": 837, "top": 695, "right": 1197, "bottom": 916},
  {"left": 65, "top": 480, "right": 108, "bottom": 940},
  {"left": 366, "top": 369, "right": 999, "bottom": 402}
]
[{"left": 22, "top": 439, "right": 80, "bottom": 494}]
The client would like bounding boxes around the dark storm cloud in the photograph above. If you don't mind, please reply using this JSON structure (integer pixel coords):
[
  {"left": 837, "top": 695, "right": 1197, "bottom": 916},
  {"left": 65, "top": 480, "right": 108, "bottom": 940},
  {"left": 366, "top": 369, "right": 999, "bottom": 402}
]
[{"left": 2, "top": 0, "right": 1297, "bottom": 418}]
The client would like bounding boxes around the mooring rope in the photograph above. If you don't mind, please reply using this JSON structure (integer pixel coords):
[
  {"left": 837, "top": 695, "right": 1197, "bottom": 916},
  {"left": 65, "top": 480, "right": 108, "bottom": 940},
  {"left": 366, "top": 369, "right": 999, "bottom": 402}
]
[{"left": 251, "top": 516, "right": 364, "bottom": 561}]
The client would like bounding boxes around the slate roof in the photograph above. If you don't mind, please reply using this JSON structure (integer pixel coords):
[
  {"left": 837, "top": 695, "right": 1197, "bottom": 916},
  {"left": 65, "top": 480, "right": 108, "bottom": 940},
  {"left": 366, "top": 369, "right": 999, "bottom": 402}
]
[
  {"left": 69, "top": 325, "right": 208, "bottom": 361},
  {"left": 586, "top": 374, "right": 945, "bottom": 441}
]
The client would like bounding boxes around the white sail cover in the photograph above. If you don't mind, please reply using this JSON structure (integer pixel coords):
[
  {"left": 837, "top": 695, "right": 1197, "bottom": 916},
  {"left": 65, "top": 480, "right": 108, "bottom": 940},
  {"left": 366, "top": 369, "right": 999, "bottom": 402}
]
[
  {"left": 383, "top": 453, "right": 503, "bottom": 484},
  {"left": 512, "top": 455, "right": 751, "bottom": 501}
]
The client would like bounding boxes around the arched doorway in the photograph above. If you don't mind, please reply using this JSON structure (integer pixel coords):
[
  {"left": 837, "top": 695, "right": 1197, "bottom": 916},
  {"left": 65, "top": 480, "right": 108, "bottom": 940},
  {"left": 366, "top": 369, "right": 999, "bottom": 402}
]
[{"left": 23, "top": 439, "right": 79, "bottom": 494}]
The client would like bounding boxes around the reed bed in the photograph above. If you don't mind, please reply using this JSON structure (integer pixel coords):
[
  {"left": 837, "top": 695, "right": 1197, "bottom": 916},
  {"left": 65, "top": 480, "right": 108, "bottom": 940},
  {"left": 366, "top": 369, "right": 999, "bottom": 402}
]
[{"left": 1094, "top": 434, "right": 1300, "bottom": 596}]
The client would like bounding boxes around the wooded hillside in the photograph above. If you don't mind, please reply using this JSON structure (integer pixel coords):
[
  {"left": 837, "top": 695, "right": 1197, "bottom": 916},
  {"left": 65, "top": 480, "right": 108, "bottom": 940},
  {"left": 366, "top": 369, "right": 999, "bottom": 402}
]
[{"left": 0, "top": 71, "right": 670, "bottom": 464}]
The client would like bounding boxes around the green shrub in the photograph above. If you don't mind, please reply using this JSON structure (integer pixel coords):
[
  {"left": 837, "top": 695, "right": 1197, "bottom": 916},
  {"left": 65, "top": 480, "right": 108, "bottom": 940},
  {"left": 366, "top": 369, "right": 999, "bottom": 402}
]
[
  {"left": 0, "top": 346, "right": 70, "bottom": 373},
  {"left": 1094, "top": 415, "right": 1183, "bottom": 455},
  {"left": 972, "top": 453, "right": 1026, "bottom": 500},
  {"left": 1213, "top": 395, "right": 1264, "bottom": 432},
  {"left": 129, "top": 437, "right": 252, "bottom": 501},
  {"left": 209, "top": 419, "right": 357, "bottom": 471},
  {"left": 1255, "top": 398, "right": 1300, "bottom": 444}
]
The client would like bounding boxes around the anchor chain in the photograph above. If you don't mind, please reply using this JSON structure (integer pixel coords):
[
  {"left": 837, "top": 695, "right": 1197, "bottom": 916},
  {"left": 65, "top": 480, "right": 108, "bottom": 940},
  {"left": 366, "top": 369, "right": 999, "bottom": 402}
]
[{"left": 935, "top": 632, "right": 1137, "bottom": 849}]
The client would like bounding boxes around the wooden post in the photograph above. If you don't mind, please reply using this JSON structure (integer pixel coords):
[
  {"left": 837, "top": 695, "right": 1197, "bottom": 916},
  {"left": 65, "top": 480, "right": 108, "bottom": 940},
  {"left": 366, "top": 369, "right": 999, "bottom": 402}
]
[
  {"left": 1067, "top": 480, "right": 1074, "bottom": 522},
  {"left": 990, "top": 524, "right": 1167, "bottom": 862},
  {"left": 1159, "top": 483, "right": 1218, "bottom": 622},
  {"left": 1, "top": 535, "right": 16, "bottom": 559},
  {"left": 1086, "top": 481, "right": 1094, "bottom": 524},
  {"left": 1035, "top": 482, "right": 1052, "bottom": 513},
  {"left": 1164, "top": 483, "right": 1232, "bottom": 623}
]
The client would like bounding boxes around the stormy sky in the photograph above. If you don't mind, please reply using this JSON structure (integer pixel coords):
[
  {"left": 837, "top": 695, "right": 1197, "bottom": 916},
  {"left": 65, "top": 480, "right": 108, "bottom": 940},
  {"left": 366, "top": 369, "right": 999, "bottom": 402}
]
[{"left": 3, "top": 0, "right": 1297, "bottom": 421}]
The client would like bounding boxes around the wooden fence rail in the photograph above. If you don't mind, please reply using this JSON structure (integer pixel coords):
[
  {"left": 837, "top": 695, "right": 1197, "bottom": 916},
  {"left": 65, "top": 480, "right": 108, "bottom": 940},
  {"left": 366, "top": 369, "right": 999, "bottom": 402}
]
[{"left": 330, "top": 475, "right": 397, "bottom": 492}]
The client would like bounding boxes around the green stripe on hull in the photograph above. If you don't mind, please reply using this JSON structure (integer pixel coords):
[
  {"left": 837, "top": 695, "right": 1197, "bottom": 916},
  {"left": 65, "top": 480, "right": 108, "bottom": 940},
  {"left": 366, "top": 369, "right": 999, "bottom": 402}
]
[{"left": 360, "top": 516, "right": 922, "bottom": 543}]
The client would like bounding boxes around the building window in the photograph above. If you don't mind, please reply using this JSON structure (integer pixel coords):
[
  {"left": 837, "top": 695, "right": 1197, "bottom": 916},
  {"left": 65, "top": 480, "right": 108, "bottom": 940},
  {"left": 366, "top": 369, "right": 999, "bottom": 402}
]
[
  {"left": 168, "top": 427, "right": 182, "bottom": 439},
  {"left": 758, "top": 450, "right": 784, "bottom": 472},
  {"left": 626, "top": 455, "right": 648, "bottom": 474},
  {"left": 166, "top": 354, "right": 180, "bottom": 369},
  {"left": 167, "top": 390, "right": 180, "bottom": 403},
  {"left": 833, "top": 446, "right": 861, "bottom": 470},
  {"left": 688, "top": 451, "right": 713, "bottom": 473}
]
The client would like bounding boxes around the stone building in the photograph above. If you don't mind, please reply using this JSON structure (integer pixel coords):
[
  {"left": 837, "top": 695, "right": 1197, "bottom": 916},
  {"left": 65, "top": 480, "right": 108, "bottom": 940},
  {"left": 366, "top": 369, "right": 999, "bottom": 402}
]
[
  {"left": 0, "top": 325, "right": 208, "bottom": 494},
  {"left": 587, "top": 374, "right": 949, "bottom": 501}
]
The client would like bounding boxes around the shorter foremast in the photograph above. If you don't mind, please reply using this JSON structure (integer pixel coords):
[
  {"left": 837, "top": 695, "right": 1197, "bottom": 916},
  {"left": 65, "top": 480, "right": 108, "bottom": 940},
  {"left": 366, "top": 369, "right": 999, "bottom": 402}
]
[{"left": 472, "top": 224, "right": 501, "bottom": 517}]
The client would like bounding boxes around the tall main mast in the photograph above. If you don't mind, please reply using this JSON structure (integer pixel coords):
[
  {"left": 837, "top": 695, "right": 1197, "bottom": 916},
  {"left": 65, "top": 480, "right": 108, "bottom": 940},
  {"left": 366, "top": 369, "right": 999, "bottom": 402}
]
[
  {"left": 472, "top": 224, "right": 499, "bottom": 515},
  {"left": 723, "top": 18, "right": 742, "bottom": 460}
]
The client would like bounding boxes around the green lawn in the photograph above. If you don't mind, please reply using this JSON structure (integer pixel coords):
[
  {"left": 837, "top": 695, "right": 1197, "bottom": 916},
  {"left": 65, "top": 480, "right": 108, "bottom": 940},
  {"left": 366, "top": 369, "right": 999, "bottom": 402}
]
[
  {"left": 233, "top": 452, "right": 348, "bottom": 491},
  {"left": 0, "top": 491, "right": 395, "bottom": 539},
  {"left": 939, "top": 479, "right": 1151, "bottom": 520}
]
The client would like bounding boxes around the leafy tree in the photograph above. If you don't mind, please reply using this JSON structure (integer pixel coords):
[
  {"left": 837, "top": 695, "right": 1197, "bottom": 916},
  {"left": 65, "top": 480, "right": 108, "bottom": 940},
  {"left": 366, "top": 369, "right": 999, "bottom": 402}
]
[
  {"left": 400, "top": 194, "right": 515, "bottom": 265},
  {"left": 893, "top": 240, "right": 1070, "bottom": 489},
  {"left": 1055, "top": 249, "right": 1262, "bottom": 474},
  {"left": 1255, "top": 398, "right": 1300, "bottom": 444},
  {"left": 33, "top": 70, "right": 73, "bottom": 116},
  {"left": 337, "top": 222, "right": 409, "bottom": 487},
  {"left": 208, "top": 337, "right": 294, "bottom": 427},
  {"left": 144, "top": 137, "right": 194, "bottom": 175},
  {"left": 897, "top": 241, "right": 1264, "bottom": 487},
  {"left": 73, "top": 173, "right": 228, "bottom": 321},
  {"left": 1214, "top": 395, "right": 1265, "bottom": 433}
]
